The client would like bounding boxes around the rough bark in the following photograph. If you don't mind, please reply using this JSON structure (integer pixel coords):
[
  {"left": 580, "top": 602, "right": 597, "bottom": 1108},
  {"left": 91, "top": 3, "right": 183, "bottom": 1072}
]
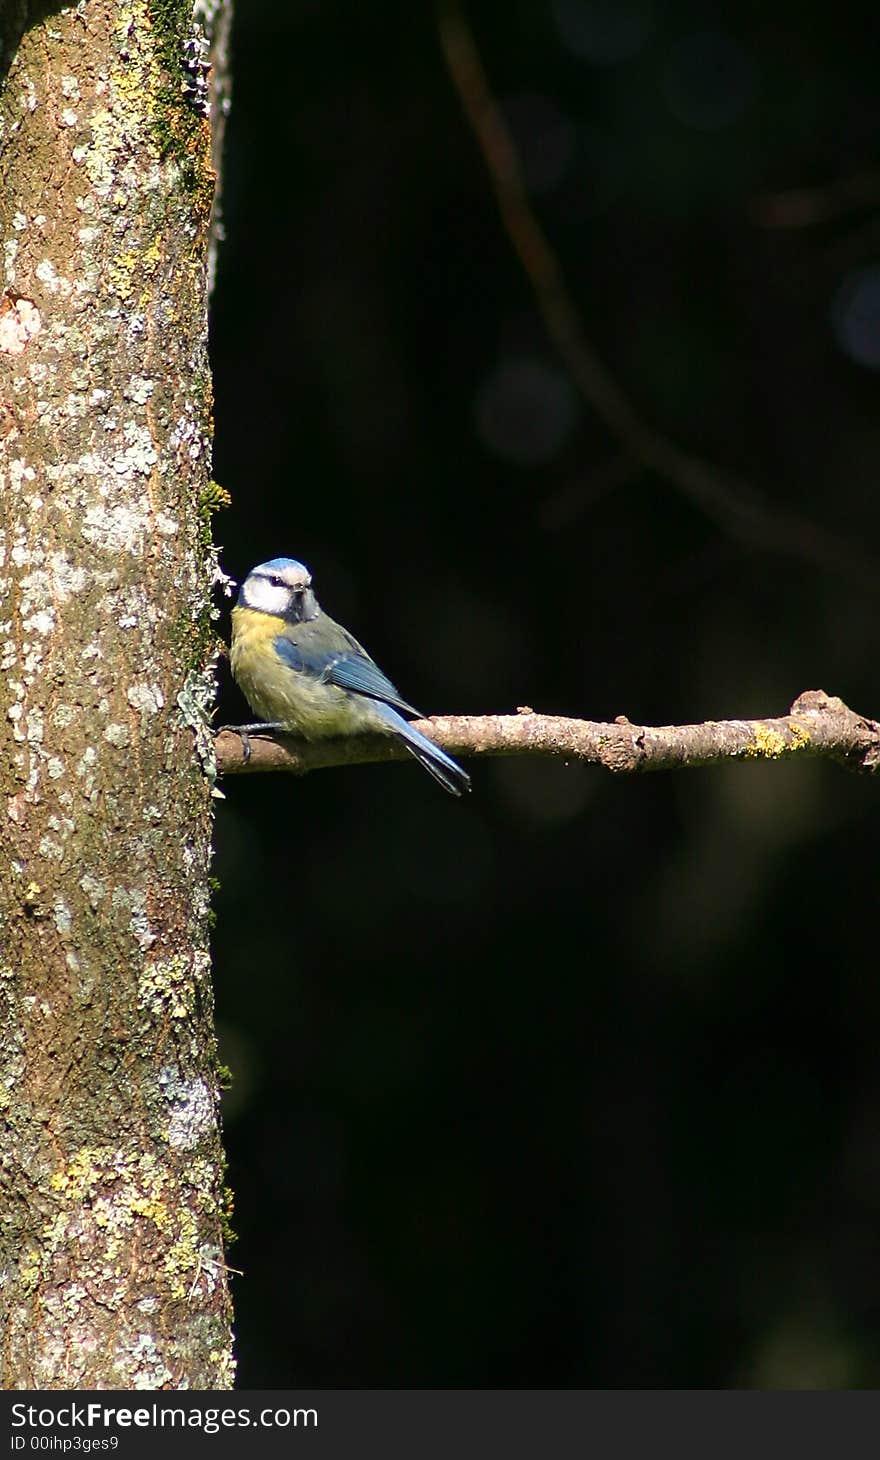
[
  {"left": 0, "top": 0, "right": 232, "bottom": 1389},
  {"left": 214, "top": 691, "right": 880, "bottom": 780}
]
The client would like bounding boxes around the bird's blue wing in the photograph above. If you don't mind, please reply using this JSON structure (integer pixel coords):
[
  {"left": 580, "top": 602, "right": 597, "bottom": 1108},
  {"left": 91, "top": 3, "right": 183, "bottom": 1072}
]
[
  {"left": 322, "top": 653, "right": 420, "bottom": 715},
  {"left": 272, "top": 634, "right": 419, "bottom": 717},
  {"left": 271, "top": 633, "right": 470, "bottom": 796},
  {"left": 271, "top": 635, "right": 309, "bottom": 675}
]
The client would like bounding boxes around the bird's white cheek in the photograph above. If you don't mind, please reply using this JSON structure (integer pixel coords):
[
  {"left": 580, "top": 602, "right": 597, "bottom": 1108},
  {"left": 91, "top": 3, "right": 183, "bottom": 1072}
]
[{"left": 244, "top": 579, "right": 290, "bottom": 615}]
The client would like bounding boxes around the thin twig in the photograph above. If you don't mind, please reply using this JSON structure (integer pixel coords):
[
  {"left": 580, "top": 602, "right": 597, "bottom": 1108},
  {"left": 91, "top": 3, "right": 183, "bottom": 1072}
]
[
  {"left": 752, "top": 170, "right": 880, "bottom": 229},
  {"left": 214, "top": 690, "right": 880, "bottom": 779},
  {"left": 436, "top": 0, "right": 879, "bottom": 591}
]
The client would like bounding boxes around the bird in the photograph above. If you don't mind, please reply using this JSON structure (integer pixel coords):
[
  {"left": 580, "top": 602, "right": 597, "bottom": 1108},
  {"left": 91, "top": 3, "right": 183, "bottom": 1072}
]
[{"left": 227, "top": 557, "right": 471, "bottom": 796}]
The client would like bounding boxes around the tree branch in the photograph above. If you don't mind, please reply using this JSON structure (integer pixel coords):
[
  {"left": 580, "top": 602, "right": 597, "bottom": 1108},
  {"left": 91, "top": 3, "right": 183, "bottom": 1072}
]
[{"left": 215, "top": 691, "right": 880, "bottom": 780}]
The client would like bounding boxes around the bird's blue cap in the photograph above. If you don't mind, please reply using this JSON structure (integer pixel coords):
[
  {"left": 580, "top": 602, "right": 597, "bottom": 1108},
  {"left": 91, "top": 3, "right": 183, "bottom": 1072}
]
[
  {"left": 253, "top": 557, "right": 309, "bottom": 575},
  {"left": 237, "top": 557, "right": 313, "bottom": 607}
]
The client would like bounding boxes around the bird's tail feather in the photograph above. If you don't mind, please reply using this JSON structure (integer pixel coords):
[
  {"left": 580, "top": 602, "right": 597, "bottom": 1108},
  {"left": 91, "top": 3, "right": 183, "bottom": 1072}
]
[{"left": 374, "top": 704, "right": 471, "bottom": 797}]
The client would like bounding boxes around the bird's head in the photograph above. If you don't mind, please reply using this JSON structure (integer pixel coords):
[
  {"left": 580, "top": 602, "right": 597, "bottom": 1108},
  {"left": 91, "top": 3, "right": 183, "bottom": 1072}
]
[{"left": 237, "top": 558, "right": 319, "bottom": 624}]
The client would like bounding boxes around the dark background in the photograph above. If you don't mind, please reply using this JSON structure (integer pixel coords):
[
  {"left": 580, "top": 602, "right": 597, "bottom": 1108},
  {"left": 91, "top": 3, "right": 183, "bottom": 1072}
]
[{"left": 209, "top": 0, "right": 880, "bottom": 1387}]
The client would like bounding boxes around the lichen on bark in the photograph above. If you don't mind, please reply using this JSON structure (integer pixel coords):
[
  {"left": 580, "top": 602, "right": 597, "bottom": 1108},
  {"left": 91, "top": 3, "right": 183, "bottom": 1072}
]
[{"left": 0, "top": 0, "right": 233, "bottom": 1388}]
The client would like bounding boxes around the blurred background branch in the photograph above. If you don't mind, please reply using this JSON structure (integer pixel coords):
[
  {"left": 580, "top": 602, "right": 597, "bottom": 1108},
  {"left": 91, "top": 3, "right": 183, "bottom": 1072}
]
[
  {"left": 752, "top": 170, "right": 880, "bottom": 230},
  {"left": 215, "top": 691, "right": 879, "bottom": 778},
  {"left": 437, "top": 0, "right": 880, "bottom": 591}
]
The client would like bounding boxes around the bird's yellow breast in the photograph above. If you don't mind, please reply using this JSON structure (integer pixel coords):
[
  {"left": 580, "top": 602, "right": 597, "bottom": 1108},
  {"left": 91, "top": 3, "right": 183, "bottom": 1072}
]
[
  {"left": 230, "top": 606, "right": 299, "bottom": 725},
  {"left": 230, "top": 606, "right": 378, "bottom": 738}
]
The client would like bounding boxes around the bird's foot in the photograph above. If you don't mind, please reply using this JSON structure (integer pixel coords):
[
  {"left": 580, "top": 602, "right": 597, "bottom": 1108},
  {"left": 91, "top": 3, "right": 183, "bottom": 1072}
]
[{"left": 217, "top": 722, "right": 289, "bottom": 765}]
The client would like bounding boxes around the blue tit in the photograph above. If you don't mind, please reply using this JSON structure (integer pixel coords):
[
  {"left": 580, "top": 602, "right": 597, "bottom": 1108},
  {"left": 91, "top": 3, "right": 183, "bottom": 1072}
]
[{"left": 228, "top": 557, "right": 471, "bottom": 796}]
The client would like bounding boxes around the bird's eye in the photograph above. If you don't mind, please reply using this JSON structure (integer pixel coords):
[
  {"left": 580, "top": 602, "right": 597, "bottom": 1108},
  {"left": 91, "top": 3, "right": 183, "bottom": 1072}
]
[{"left": 269, "top": 575, "right": 283, "bottom": 588}]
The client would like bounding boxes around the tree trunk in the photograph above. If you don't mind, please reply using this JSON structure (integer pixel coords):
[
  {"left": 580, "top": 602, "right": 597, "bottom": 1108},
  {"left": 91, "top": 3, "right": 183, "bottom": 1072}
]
[{"left": 0, "top": 0, "right": 233, "bottom": 1387}]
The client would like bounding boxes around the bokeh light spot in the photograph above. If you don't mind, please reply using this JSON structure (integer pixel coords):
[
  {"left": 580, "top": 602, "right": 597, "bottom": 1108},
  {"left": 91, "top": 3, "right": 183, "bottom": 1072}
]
[
  {"left": 502, "top": 93, "right": 576, "bottom": 194},
  {"left": 663, "top": 31, "right": 755, "bottom": 131},
  {"left": 553, "top": 0, "right": 654, "bottom": 64},
  {"left": 491, "top": 757, "right": 596, "bottom": 824},
  {"left": 831, "top": 267, "right": 880, "bottom": 369},
  {"left": 474, "top": 357, "right": 578, "bottom": 466}
]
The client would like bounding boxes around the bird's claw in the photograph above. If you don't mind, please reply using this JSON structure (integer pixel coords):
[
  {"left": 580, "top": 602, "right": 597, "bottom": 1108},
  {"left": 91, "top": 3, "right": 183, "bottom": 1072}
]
[{"left": 217, "top": 723, "right": 288, "bottom": 765}]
